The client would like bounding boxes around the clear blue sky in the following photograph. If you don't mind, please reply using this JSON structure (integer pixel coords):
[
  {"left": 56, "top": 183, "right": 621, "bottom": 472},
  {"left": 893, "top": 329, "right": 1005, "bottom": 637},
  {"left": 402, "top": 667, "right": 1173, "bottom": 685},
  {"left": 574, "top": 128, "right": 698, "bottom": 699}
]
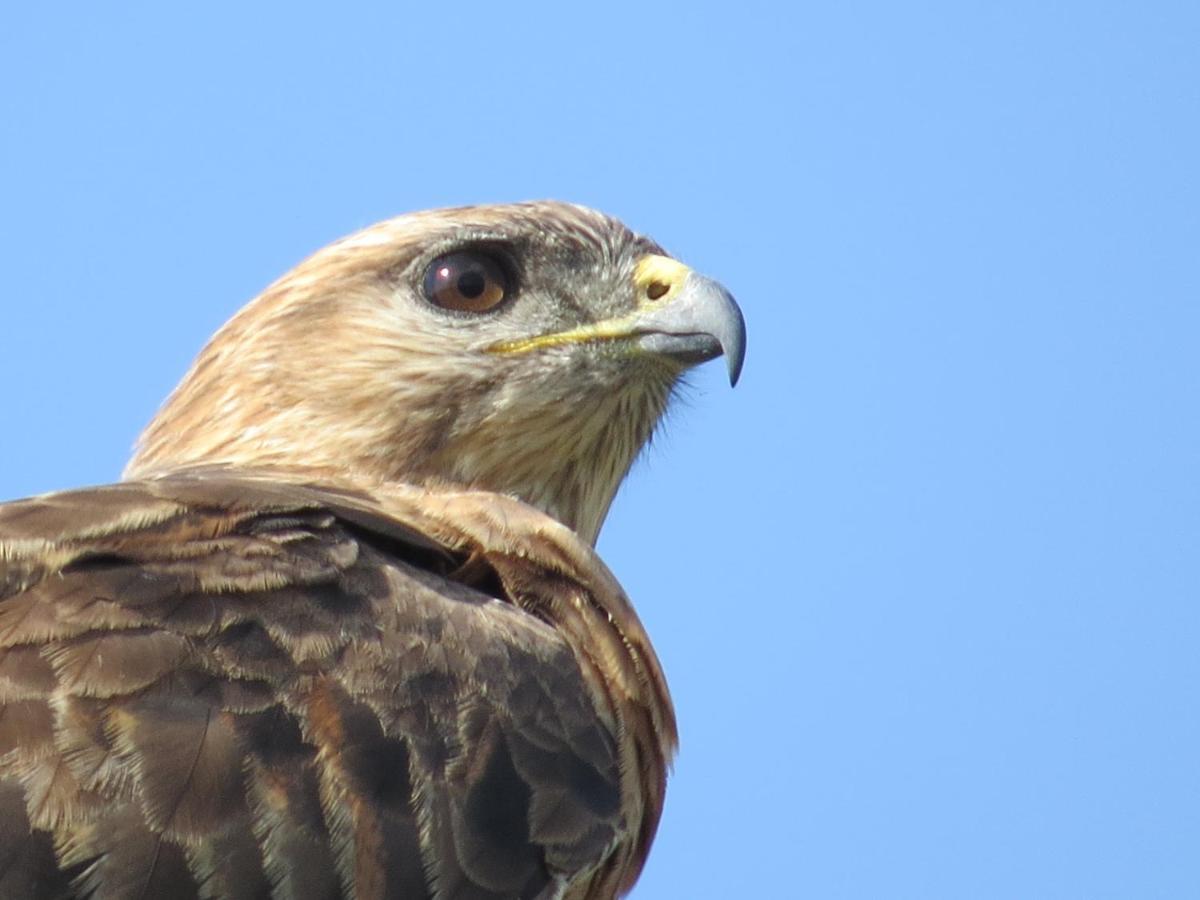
[{"left": 2, "top": 2, "right": 1197, "bottom": 897}]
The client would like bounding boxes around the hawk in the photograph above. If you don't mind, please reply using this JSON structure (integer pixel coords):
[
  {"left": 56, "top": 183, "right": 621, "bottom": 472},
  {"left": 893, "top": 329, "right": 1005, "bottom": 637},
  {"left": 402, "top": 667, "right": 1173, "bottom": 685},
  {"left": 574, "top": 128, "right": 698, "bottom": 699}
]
[{"left": 0, "top": 202, "right": 745, "bottom": 899}]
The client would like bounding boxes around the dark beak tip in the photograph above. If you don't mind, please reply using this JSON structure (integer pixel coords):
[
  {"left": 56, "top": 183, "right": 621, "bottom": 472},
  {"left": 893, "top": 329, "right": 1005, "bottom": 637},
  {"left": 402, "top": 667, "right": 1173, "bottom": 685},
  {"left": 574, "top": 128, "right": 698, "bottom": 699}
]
[
  {"left": 728, "top": 355, "right": 744, "bottom": 387},
  {"left": 725, "top": 304, "right": 747, "bottom": 387}
]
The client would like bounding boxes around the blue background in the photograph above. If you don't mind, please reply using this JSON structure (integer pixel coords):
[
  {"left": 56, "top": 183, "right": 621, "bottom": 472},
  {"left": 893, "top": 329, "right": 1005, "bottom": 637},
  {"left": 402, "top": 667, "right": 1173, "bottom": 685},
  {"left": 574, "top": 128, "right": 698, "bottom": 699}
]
[{"left": 2, "top": 3, "right": 1197, "bottom": 897}]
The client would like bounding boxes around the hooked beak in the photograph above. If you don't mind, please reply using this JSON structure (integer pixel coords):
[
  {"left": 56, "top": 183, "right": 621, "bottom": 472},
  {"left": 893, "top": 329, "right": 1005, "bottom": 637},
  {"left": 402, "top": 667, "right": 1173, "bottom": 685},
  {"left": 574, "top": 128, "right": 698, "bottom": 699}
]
[
  {"left": 630, "top": 267, "right": 746, "bottom": 386},
  {"left": 487, "top": 254, "right": 746, "bottom": 386}
]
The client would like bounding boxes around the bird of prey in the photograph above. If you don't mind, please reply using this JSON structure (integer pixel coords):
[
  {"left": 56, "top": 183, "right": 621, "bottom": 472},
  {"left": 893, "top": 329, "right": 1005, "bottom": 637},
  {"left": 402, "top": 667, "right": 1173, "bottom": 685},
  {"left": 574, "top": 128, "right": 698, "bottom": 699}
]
[{"left": 0, "top": 202, "right": 745, "bottom": 900}]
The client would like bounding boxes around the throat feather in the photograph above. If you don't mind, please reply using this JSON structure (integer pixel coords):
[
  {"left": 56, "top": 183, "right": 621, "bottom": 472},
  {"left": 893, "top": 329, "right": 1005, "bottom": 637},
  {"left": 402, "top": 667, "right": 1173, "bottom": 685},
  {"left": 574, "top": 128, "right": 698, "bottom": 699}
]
[{"left": 434, "top": 383, "right": 668, "bottom": 546}]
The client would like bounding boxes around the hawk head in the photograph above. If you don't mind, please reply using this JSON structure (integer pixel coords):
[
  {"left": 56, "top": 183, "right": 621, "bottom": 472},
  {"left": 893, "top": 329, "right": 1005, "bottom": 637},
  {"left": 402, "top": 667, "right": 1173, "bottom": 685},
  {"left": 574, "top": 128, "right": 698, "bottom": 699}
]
[{"left": 128, "top": 202, "right": 745, "bottom": 544}]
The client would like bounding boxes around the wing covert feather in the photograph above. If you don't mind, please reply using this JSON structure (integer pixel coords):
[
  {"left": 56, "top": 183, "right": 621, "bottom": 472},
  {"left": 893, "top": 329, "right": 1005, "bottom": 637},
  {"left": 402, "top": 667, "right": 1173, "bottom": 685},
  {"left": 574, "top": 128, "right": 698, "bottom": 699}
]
[{"left": 0, "top": 475, "right": 660, "bottom": 899}]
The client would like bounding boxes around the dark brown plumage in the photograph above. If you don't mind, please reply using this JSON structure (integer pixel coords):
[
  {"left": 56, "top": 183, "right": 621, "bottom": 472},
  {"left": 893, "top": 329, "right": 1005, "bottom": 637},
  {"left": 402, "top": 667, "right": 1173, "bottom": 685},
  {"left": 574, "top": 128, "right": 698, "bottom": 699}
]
[{"left": 0, "top": 203, "right": 743, "bottom": 899}]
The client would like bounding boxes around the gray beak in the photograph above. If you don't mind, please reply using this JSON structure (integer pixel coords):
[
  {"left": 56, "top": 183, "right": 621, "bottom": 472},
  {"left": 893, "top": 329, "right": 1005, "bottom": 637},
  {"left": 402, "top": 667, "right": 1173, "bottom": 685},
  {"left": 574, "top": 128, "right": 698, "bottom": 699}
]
[{"left": 633, "top": 272, "right": 747, "bottom": 386}]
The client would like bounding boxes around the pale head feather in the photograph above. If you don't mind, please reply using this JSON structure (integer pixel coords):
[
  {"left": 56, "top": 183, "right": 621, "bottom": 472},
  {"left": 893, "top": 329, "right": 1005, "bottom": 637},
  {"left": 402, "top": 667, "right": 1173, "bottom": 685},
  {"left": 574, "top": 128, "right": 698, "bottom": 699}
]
[{"left": 126, "top": 202, "right": 682, "bottom": 545}]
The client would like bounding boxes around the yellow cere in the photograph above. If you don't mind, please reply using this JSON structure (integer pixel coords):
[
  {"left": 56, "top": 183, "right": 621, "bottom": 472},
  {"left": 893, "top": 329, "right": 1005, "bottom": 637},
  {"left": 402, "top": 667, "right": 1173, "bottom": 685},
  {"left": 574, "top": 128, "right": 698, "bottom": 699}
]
[
  {"left": 487, "top": 255, "right": 694, "bottom": 356},
  {"left": 632, "top": 255, "right": 692, "bottom": 308}
]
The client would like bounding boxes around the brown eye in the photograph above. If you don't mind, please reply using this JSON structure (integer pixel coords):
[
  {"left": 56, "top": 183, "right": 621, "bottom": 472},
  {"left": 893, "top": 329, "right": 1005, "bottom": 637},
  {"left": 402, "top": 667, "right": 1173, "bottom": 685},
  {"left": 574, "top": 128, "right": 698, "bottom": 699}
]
[{"left": 422, "top": 251, "right": 510, "bottom": 313}]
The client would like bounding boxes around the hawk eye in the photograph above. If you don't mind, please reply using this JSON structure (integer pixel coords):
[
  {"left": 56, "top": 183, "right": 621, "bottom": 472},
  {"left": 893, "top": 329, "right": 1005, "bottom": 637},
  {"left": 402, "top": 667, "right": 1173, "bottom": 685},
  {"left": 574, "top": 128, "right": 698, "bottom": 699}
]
[{"left": 422, "top": 251, "right": 510, "bottom": 313}]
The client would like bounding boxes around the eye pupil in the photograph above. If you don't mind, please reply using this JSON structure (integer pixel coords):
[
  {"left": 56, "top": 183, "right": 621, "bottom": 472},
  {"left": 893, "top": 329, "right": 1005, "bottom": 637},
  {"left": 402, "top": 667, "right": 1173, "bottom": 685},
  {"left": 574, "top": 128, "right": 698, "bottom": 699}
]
[
  {"left": 457, "top": 271, "right": 486, "bottom": 299},
  {"left": 422, "top": 250, "right": 511, "bottom": 313}
]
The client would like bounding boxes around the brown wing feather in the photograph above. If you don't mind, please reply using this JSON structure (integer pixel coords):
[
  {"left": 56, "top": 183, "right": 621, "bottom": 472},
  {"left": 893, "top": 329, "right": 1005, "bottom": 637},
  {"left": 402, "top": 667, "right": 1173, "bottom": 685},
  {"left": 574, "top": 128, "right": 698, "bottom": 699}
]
[{"left": 0, "top": 474, "right": 670, "bottom": 899}]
